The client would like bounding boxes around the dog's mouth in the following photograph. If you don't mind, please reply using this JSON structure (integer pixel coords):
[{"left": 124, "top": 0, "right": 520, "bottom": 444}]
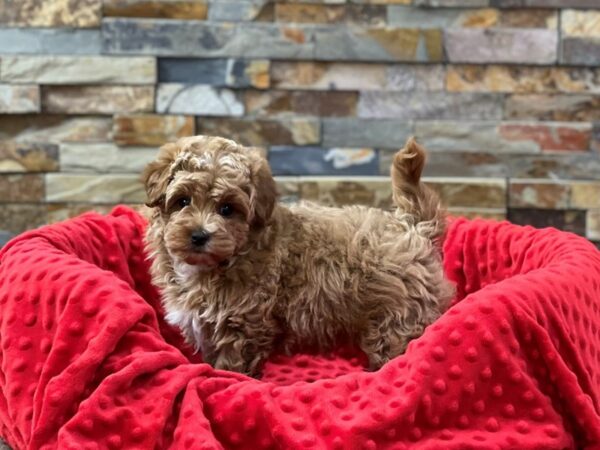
[{"left": 184, "top": 253, "right": 230, "bottom": 269}]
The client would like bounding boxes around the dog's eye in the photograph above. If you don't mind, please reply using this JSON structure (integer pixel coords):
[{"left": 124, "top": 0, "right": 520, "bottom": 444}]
[
  {"left": 218, "top": 203, "right": 234, "bottom": 217},
  {"left": 175, "top": 196, "right": 191, "bottom": 209}
]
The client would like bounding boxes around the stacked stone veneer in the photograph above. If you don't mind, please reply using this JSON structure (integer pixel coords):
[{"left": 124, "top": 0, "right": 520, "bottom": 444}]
[{"left": 0, "top": 0, "right": 600, "bottom": 246}]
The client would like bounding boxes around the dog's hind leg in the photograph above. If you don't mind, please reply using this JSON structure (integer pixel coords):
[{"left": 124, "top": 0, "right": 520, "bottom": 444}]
[
  {"left": 359, "top": 315, "right": 416, "bottom": 371},
  {"left": 390, "top": 137, "right": 445, "bottom": 241}
]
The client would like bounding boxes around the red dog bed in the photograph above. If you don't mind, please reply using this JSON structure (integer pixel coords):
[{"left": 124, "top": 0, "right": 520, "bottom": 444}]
[{"left": 0, "top": 206, "right": 599, "bottom": 449}]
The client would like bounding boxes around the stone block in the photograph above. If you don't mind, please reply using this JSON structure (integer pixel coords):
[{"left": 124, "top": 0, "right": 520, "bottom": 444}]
[
  {"left": 570, "top": 182, "right": 600, "bottom": 209},
  {"left": 103, "top": 0, "right": 208, "bottom": 19},
  {"left": 593, "top": 123, "right": 600, "bottom": 152},
  {"left": 509, "top": 180, "right": 570, "bottom": 209},
  {"left": 60, "top": 143, "right": 158, "bottom": 173},
  {"left": 245, "top": 90, "right": 357, "bottom": 117},
  {"left": 445, "top": 28, "right": 558, "bottom": 64},
  {"left": 158, "top": 58, "right": 269, "bottom": 88},
  {"left": 508, "top": 208, "right": 586, "bottom": 237},
  {"left": 314, "top": 27, "right": 444, "bottom": 62},
  {"left": 506, "top": 153, "right": 600, "bottom": 180},
  {"left": 197, "top": 118, "right": 320, "bottom": 146},
  {"left": 46, "top": 174, "right": 144, "bottom": 203},
  {"left": 322, "top": 118, "right": 412, "bottom": 148},
  {"left": 425, "top": 177, "right": 507, "bottom": 208},
  {"left": 0, "top": 85, "right": 40, "bottom": 113},
  {"left": 0, "top": 174, "right": 45, "bottom": 202},
  {"left": 298, "top": 178, "right": 394, "bottom": 209},
  {"left": 0, "top": 0, "right": 101, "bottom": 27},
  {"left": 562, "top": 38, "right": 600, "bottom": 67},
  {"left": 114, "top": 114, "right": 194, "bottom": 147},
  {"left": 208, "top": 1, "right": 272, "bottom": 21},
  {"left": 0, "top": 204, "right": 47, "bottom": 235},
  {"left": 0, "top": 56, "right": 156, "bottom": 85},
  {"left": 0, "top": 142, "right": 59, "bottom": 173},
  {"left": 269, "top": 147, "right": 379, "bottom": 176},
  {"left": 414, "top": 121, "right": 591, "bottom": 152},
  {"left": 274, "top": 4, "right": 386, "bottom": 25},
  {"left": 414, "top": 0, "right": 489, "bottom": 5},
  {"left": 505, "top": 94, "right": 600, "bottom": 121},
  {"left": 447, "top": 208, "right": 507, "bottom": 221},
  {"left": 587, "top": 209, "right": 600, "bottom": 241},
  {"left": 271, "top": 62, "right": 386, "bottom": 91},
  {"left": 560, "top": 10, "right": 600, "bottom": 66},
  {"left": 493, "top": 0, "right": 600, "bottom": 6},
  {"left": 358, "top": 92, "right": 503, "bottom": 120},
  {"left": 446, "top": 65, "right": 600, "bottom": 94},
  {"left": 0, "top": 115, "right": 112, "bottom": 144},
  {"left": 156, "top": 84, "right": 244, "bottom": 116},
  {"left": 0, "top": 28, "right": 101, "bottom": 55},
  {"left": 102, "top": 19, "right": 315, "bottom": 59},
  {"left": 42, "top": 86, "right": 154, "bottom": 114},
  {"left": 389, "top": 6, "right": 556, "bottom": 29},
  {"left": 387, "top": 65, "right": 445, "bottom": 91}
]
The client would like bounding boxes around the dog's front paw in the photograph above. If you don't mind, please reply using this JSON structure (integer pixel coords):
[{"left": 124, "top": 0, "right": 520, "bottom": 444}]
[{"left": 213, "top": 352, "right": 264, "bottom": 378}]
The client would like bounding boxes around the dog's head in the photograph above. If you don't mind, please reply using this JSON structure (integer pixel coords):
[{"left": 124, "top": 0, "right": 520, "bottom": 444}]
[{"left": 143, "top": 135, "right": 277, "bottom": 272}]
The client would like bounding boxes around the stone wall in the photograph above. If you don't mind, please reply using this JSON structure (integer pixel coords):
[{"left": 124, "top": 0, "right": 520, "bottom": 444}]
[{"left": 1, "top": 0, "right": 599, "bottom": 246}]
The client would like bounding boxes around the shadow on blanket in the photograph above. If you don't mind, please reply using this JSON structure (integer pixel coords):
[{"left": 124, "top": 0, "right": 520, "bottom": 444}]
[{"left": 0, "top": 206, "right": 599, "bottom": 449}]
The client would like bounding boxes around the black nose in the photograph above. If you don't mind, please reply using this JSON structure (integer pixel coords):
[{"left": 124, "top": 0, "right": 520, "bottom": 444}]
[{"left": 190, "top": 230, "right": 210, "bottom": 248}]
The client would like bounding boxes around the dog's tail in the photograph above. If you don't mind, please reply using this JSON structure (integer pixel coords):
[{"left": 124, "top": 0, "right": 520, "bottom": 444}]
[{"left": 391, "top": 137, "right": 445, "bottom": 241}]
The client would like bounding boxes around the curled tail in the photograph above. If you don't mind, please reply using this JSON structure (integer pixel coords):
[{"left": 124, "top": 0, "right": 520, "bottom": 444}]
[{"left": 391, "top": 137, "right": 446, "bottom": 241}]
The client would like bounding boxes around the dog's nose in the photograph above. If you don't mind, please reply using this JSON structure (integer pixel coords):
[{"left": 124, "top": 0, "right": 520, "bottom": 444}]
[{"left": 190, "top": 230, "right": 211, "bottom": 248}]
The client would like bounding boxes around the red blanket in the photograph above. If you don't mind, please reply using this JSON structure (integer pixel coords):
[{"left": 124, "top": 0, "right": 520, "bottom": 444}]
[{"left": 0, "top": 206, "right": 599, "bottom": 449}]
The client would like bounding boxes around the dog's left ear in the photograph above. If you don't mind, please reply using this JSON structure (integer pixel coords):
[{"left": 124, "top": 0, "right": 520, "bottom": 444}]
[
  {"left": 248, "top": 150, "right": 277, "bottom": 228},
  {"left": 142, "top": 142, "right": 180, "bottom": 209}
]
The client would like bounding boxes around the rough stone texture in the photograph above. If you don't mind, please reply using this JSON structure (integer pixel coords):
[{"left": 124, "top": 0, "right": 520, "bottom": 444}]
[
  {"left": 561, "top": 38, "right": 600, "bottom": 67},
  {"left": 197, "top": 118, "right": 321, "bottom": 146},
  {"left": 0, "top": 29, "right": 101, "bottom": 55},
  {"left": 446, "top": 65, "right": 600, "bottom": 94},
  {"left": 561, "top": 9, "right": 600, "bottom": 37},
  {"left": 570, "top": 182, "right": 600, "bottom": 209},
  {"left": 297, "top": 178, "right": 394, "bottom": 209},
  {"left": 156, "top": 84, "right": 244, "bottom": 116},
  {"left": 0, "top": 85, "right": 40, "bottom": 113},
  {"left": 271, "top": 62, "right": 387, "bottom": 91},
  {"left": 0, "top": 231, "right": 14, "bottom": 247},
  {"left": 0, "top": 204, "right": 47, "bottom": 235},
  {"left": 46, "top": 174, "right": 144, "bottom": 203},
  {"left": 508, "top": 208, "right": 586, "bottom": 237},
  {"left": 158, "top": 58, "right": 269, "bottom": 88},
  {"left": 208, "top": 1, "right": 272, "bottom": 21},
  {"left": 509, "top": 180, "right": 570, "bottom": 209},
  {"left": 42, "top": 86, "right": 155, "bottom": 114},
  {"left": 245, "top": 90, "right": 358, "bottom": 117},
  {"left": 102, "top": 19, "right": 315, "bottom": 59},
  {"left": 0, "top": 115, "right": 112, "bottom": 144},
  {"left": 60, "top": 144, "right": 158, "bottom": 173},
  {"left": 414, "top": 0, "right": 489, "bottom": 5},
  {"left": 587, "top": 209, "right": 600, "bottom": 241},
  {"left": 0, "top": 56, "right": 156, "bottom": 85},
  {"left": 274, "top": 4, "right": 386, "bottom": 25},
  {"left": 114, "top": 114, "right": 194, "bottom": 146},
  {"left": 447, "top": 207, "right": 507, "bottom": 220},
  {"left": 494, "top": 0, "right": 600, "bottom": 6},
  {"left": 387, "top": 65, "right": 446, "bottom": 91},
  {"left": 560, "top": 10, "right": 600, "bottom": 66},
  {"left": 0, "top": 142, "right": 59, "bottom": 173},
  {"left": 323, "top": 118, "right": 412, "bottom": 148},
  {"left": 414, "top": 120, "right": 592, "bottom": 153},
  {"left": 445, "top": 28, "right": 558, "bottom": 64},
  {"left": 505, "top": 94, "right": 600, "bottom": 121},
  {"left": 358, "top": 92, "right": 503, "bottom": 120},
  {"left": 426, "top": 177, "right": 507, "bottom": 208},
  {"left": 0, "top": 174, "right": 45, "bottom": 202},
  {"left": 593, "top": 122, "right": 600, "bottom": 152},
  {"left": 0, "top": 0, "right": 101, "bottom": 27},
  {"left": 314, "top": 27, "right": 444, "bottom": 62},
  {"left": 46, "top": 203, "right": 139, "bottom": 223},
  {"left": 389, "top": 7, "right": 556, "bottom": 29},
  {"left": 103, "top": 0, "right": 208, "bottom": 20},
  {"left": 269, "top": 147, "right": 379, "bottom": 176}
]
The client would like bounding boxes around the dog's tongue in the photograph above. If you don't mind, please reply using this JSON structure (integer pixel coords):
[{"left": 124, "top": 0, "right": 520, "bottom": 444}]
[{"left": 185, "top": 253, "right": 219, "bottom": 267}]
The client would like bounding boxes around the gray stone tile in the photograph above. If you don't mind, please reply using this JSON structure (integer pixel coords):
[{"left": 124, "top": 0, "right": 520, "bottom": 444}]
[
  {"left": 0, "top": 84, "right": 40, "bottom": 113},
  {"left": 358, "top": 92, "right": 503, "bottom": 120},
  {"left": 156, "top": 83, "right": 244, "bottom": 116},
  {"left": 561, "top": 38, "right": 600, "bottom": 67},
  {"left": 102, "top": 18, "right": 315, "bottom": 58},
  {"left": 60, "top": 144, "right": 158, "bottom": 173},
  {"left": 208, "top": 0, "right": 271, "bottom": 21},
  {"left": 445, "top": 28, "right": 558, "bottom": 64},
  {"left": 269, "top": 147, "right": 379, "bottom": 176},
  {"left": 158, "top": 58, "right": 269, "bottom": 88},
  {"left": 0, "top": 230, "right": 14, "bottom": 248},
  {"left": 508, "top": 208, "right": 586, "bottom": 237},
  {"left": 492, "top": 0, "right": 599, "bottom": 6},
  {"left": 0, "top": 28, "right": 101, "bottom": 54},
  {"left": 322, "top": 118, "right": 413, "bottom": 149}
]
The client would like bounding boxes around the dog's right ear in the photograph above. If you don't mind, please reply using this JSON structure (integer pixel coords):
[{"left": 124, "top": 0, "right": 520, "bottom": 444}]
[{"left": 142, "top": 142, "right": 180, "bottom": 209}]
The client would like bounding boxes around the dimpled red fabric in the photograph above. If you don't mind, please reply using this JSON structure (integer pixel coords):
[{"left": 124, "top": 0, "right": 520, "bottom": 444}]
[{"left": 1, "top": 206, "right": 599, "bottom": 450}]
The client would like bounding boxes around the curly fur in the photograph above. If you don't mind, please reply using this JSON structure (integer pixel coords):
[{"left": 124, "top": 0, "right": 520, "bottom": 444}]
[{"left": 143, "top": 135, "right": 454, "bottom": 376}]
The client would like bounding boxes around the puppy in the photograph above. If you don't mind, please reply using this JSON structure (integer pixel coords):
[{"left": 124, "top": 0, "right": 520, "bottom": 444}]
[{"left": 143, "top": 135, "right": 454, "bottom": 377}]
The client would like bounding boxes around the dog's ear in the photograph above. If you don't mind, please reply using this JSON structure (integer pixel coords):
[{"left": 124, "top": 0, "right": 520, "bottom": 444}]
[
  {"left": 248, "top": 150, "right": 277, "bottom": 228},
  {"left": 142, "top": 142, "right": 180, "bottom": 209}
]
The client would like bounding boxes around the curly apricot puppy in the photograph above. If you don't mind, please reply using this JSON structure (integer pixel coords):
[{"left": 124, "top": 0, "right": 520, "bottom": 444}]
[{"left": 143, "top": 135, "right": 454, "bottom": 377}]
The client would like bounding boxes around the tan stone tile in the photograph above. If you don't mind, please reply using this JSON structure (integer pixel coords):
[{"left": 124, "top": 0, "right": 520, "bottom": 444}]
[
  {"left": 0, "top": 174, "right": 45, "bottom": 202},
  {"left": 447, "top": 207, "right": 506, "bottom": 221},
  {"left": 42, "top": 86, "right": 154, "bottom": 115},
  {"left": 103, "top": 0, "right": 207, "bottom": 20},
  {"left": 0, "top": 141, "right": 59, "bottom": 173},
  {"left": 46, "top": 203, "right": 141, "bottom": 223},
  {"left": 587, "top": 209, "right": 600, "bottom": 241},
  {"left": 0, "top": 115, "right": 112, "bottom": 144},
  {"left": 0, "top": 204, "right": 47, "bottom": 234},
  {"left": 505, "top": 94, "right": 600, "bottom": 122},
  {"left": 244, "top": 90, "right": 357, "bottom": 117},
  {"left": 46, "top": 174, "right": 144, "bottom": 203},
  {"left": 561, "top": 9, "right": 600, "bottom": 38},
  {"left": 114, "top": 114, "right": 194, "bottom": 147},
  {"left": 0, "top": 0, "right": 101, "bottom": 27},
  {"left": 570, "top": 182, "right": 600, "bottom": 209},
  {"left": 510, "top": 180, "right": 570, "bottom": 209},
  {"left": 425, "top": 177, "right": 507, "bottom": 208}
]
